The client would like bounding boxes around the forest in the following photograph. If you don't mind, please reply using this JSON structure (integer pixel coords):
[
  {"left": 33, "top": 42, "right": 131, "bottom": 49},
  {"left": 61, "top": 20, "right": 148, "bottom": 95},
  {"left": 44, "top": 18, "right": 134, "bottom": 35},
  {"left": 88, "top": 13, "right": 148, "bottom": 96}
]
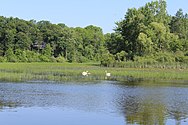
[{"left": 0, "top": 0, "right": 188, "bottom": 67}]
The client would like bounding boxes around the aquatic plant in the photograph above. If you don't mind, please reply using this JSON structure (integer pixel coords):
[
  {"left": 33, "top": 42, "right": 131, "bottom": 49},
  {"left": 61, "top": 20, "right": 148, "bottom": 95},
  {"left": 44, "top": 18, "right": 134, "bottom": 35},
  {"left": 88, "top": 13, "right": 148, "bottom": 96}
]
[{"left": 0, "top": 62, "right": 187, "bottom": 83}]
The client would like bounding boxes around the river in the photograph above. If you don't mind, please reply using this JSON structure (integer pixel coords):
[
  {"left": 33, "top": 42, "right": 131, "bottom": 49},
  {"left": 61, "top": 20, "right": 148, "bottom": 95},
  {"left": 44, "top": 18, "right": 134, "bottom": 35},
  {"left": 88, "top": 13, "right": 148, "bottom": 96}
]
[{"left": 0, "top": 81, "right": 188, "bottom": 125}]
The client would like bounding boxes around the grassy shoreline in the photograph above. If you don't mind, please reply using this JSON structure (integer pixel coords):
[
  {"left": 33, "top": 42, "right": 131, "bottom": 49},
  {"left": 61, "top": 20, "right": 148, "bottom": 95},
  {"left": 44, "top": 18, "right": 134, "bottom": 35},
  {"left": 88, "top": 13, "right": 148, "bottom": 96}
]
[{"left": 0, "top": 62, "right": 188, "bottom": 83}]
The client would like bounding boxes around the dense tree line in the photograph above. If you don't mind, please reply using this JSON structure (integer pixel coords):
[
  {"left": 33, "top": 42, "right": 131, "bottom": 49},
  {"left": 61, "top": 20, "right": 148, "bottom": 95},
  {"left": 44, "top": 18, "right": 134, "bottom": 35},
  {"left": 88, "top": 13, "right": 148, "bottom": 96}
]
[
  {"left": 105, "top": 0, "right": 188, "bottom": 66},
  {"left": 0, "top": 17, "right": 107, "bottom": 63},
  {"left": 0, "top": 0, "right": 188, "bottom": 67}
]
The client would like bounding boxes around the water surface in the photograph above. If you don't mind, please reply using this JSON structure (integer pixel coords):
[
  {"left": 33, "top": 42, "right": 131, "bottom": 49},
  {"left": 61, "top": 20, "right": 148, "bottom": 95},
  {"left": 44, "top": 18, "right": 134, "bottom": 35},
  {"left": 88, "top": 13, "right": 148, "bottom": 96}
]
[{"left": 0, "top": 81, "right": 188, "bottom": 125}]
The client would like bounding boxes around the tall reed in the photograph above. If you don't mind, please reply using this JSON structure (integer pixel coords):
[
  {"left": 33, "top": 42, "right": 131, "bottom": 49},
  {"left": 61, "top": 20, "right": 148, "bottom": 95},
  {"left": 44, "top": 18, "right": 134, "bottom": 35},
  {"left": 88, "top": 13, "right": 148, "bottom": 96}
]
[{"left": 0, "top": 62, "right": 187, "bottom": 82}]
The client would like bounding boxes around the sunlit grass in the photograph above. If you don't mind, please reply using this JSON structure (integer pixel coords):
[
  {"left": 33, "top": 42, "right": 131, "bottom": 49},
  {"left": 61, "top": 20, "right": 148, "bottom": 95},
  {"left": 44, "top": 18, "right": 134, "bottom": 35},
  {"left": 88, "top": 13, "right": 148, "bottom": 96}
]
[{"left": 0, "top": 62, "right": 188, "bottom": 83}]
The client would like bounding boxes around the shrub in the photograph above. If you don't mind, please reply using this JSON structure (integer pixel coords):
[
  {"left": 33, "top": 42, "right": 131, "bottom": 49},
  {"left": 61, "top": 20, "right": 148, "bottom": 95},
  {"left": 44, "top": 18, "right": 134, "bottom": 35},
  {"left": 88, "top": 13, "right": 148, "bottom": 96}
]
[
  {"left": 77, "top": 56, "right": 88, "bottom": 63},
  {"left": 39, "top": 55, "right": 50, "bottom": 62},
  {"left": 182, "top": 56, "right": 188, "bottom": 63},
  {"left": 100, "top": 53, "right": 115, "bottom": 67},
  {"left": 25, "top": 50, "right": 41, "bottom": 62},
  {"left": 134, "top": 56, "right": 157, "bottom": 65},
  {"left": 5, "top": 48, "right": 18, "bottom": 62},
  {"left": 185, "top": 51, "right": 188, "bottom": 56},
  {"left": 15, "top": 49, "right": 28, "bottom": 62},
  {"left": 0, "top": 56, "right": 6, "bottom": 62},
  {"left": 155, "top": 52, "right": 175, "bottom": 63},
  {"left": 56, "top": 56, "right": 66, "bottom": 63},
  {"left": 174, "top": 51, "right": 184, "bottom": 62}
]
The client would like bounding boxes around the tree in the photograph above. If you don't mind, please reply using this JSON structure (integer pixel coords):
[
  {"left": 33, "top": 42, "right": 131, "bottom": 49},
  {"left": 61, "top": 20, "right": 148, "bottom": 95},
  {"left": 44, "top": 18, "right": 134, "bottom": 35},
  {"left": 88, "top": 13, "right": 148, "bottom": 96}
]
[
  {"left": 15, "top": 32, "right": 32, "bottom": 50},
  {"left": 137, "top": 32, "right": 153, "bottom": 55},
  {"left": 149, "top": 22, "right": 169, "bottom": 51},
  {"left": 170, "top": 9, "right": 188, "bottom": 39},
  {"left": 115, "top": 0, "right": 173, "bottom": 59},
  {"left": 115, "top": 7, "right": 146, "bottom": 59},
  {"left": 116, "top": 51, "right": 127, "bottom": 62},
  {"left": 0, "top": 1, "right": 188, "bottom": 65},
  {"left": 104, "top": 33, "right": 124, "bottom": 55}
]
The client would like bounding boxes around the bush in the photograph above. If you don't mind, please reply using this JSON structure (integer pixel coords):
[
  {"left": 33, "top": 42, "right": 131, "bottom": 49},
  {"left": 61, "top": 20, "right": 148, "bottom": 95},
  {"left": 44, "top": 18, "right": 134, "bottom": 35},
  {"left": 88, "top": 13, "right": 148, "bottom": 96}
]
[
  {"left": 155, "top": 52, "right": 175, "bottom": 63},
  {"left": 25, "top": 50, "right": 41, "bottom": 62},
  {"left": 77, "top": 56, "right": 88, "bottom": 63},
  {"left": 184, "top": 51, "right": 188, "bottom": 56},
  {"left": 134, "top": 56, "right": 157, "bottom": 65},
  {"left": 50, "top": 57, "right": 57, "bottom": 62},
  {"left": 56, "top": 56, "right": 66, "bottom": 63},
  {"left": 15, "top": 50, "right": 28, "bottom": 62},
  {"left": 39, "top": 55, "right": 50, "bottom": 62},
  {"left": 174, "top": 51, "right": 184, "bottom": 62},
  {"left": 0, "top": 56, "right": 6, "bottom": 62},
  {"left": 182, "top": 56, "right": 188, "bottom": 63},
  {"left": 100, "top": 53, "right": 115, "bottom": 67},
  {"left": 5, "top": 48, "right": 18, "bottom": 62}
]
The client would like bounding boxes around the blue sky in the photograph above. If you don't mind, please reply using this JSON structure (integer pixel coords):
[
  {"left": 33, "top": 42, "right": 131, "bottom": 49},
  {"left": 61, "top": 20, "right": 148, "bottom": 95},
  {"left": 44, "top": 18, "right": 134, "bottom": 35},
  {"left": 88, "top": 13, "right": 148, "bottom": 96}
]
[{"left": 1, "top": 0, "right": 188, "bottom": 33}]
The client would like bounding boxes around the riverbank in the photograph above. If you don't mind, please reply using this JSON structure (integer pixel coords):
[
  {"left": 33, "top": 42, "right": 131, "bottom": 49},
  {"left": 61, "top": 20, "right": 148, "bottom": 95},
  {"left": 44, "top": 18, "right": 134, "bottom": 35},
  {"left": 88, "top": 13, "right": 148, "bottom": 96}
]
[{"left": 0, "top": 62, "right": 188, "bottom": 83}]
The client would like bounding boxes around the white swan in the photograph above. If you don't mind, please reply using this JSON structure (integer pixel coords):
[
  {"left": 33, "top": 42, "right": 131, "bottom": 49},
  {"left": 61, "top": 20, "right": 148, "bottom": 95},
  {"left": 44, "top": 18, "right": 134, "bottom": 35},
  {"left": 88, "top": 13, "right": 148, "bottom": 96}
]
[
  {"left": 82, "top": 71, "right": 90, "bottom": 76},
  {"left": 105, "top": 71, "right": 111, "bottom": 79},
  {"left": 105, "top": 71, "right": 111, "bottom": 77}
]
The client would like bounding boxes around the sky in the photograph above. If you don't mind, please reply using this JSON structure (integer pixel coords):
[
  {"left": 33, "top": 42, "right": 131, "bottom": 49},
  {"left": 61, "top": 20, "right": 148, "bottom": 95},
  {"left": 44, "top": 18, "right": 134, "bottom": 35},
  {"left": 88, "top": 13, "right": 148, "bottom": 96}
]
[{"left": 1, "top": 0, "right": 188, "bottom": 33}]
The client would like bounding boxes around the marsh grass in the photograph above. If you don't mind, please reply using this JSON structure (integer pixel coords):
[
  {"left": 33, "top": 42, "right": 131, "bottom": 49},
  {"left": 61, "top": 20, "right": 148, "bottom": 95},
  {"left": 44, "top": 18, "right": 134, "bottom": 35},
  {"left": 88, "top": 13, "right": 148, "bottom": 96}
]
[{"left": 0, "top": 62, "right": 188, "bottom": 83}]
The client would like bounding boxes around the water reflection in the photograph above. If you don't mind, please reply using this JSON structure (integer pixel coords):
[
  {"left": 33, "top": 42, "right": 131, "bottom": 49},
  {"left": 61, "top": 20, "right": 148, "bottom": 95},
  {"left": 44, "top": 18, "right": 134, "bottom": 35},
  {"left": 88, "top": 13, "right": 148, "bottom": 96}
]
[
  {"left": 0, "top": 82, "right": 188, "bottom": 125},
  {"left": 0, "top": 100, "right": 20, "bottom": 110},
  {"left": 117, "top": 95, "right": 167, "bottom": 124},
  {"left": 116, "top": 84, "right": 188, "bottom": 125}
]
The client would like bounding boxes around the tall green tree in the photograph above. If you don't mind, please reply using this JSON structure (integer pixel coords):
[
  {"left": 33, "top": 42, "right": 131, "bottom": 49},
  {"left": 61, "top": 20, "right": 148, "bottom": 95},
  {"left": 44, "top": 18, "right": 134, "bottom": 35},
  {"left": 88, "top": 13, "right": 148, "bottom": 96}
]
[{"left": 115, "top": 0, "right": 173, "bottom": 59}]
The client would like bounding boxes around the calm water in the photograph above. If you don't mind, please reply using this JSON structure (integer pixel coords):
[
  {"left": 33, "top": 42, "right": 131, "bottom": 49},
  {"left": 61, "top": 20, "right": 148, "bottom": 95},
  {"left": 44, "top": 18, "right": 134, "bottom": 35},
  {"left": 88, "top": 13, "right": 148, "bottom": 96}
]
[{"left": 0, "top": 81, "right": 188, "bottom": 125}]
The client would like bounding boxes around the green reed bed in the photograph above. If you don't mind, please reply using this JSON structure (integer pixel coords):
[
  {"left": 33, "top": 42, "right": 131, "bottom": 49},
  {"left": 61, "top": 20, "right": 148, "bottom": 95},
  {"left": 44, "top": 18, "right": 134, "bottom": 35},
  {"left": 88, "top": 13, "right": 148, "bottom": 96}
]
[
  {"left": 112, "top": 68, "right": 188, "bottom": 81},
  {"left": 0, "top": 62, "right": 188, "bottom": 83}
]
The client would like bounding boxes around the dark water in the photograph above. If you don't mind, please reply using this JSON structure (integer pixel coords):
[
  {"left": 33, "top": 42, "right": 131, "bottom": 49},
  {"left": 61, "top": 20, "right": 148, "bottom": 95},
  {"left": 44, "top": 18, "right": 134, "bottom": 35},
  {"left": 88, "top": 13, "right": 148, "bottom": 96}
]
[{"left": 0, "top": 81, "right": 188, "bottom": 125}]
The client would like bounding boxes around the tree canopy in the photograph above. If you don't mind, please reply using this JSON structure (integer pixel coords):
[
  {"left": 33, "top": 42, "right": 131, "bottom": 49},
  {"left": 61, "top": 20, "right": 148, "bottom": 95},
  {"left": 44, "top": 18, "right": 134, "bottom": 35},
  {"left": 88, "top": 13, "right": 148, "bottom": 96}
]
[
  {"left": 0, "top": 0, "right": 188, "bottom": 67},
  {"left": 0, "top": 17, "right": 107, "bottom": 63},
  {"left": 112, "top": 0, "right": 188, "bottom": 65}
]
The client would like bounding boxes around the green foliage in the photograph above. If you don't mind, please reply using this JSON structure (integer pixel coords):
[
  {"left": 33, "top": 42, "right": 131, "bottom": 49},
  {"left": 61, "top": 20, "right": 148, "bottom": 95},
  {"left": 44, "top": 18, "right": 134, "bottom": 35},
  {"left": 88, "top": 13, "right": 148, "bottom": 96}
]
[
  {"left": 108, "top": 0, "right": 188, "bottom": 66},
  {"left": 170, "top": 9, "right": 188, "bottom": 39},
  {"left": 174, "top": 51, "right": 185, "bottom": 62},
  {"left": 137, "top": 32, "right": 153, "bottom": 55},
  {"left": 76, "top": 55, "right": 89, "bottom": 63},
  {"left": 41, "top": 44, "right": 52, "bottom": 57},
  {"left": 155, "top": 52, "right": 175, "bottom": 63},
  {"left": 15, "top": 49, "right": 28, "bottom": 62},
  {"left": 0, "top": 56, "right": 6, "bottom": 62},
  {"left": 182, "top": 56, "right": 188, "bottom": 63},
  {"left": 5, "top": 48, "right": 17, "bottom": 62},
  {"left": 0, "top": 0, "right": 188, "bottom": 66},
  {"left": 115, "top": 0, "right": 173, "bottom": 58},
  {"left": 0, "top": 16, "right": 107, "bottom": 63},
  {"left": 25, "top": 50, "right": 40, "bottom": 62},
  {"left": 134, "top": 56, "right": 157, "bottom": 65},
  {"left": 185, "top": 51, "right": 188, "bottom": 56},
  {"left": 39, "top": 55, "right": 51, "bottom": 62},
  {"left": 104, "top": 33, "right": 124, "bottom": 55},
  {"left": 116, "top": 51, "right": 127, "bottom": 62},
  {"left": 56, "top": 56, "right": 66, "bottom": 63},
  {"left": 100, "top": 53, "right": 115, "bottom": 67},
  {"left": 40, "top": 43, "right": 53, "bottom": 62}
]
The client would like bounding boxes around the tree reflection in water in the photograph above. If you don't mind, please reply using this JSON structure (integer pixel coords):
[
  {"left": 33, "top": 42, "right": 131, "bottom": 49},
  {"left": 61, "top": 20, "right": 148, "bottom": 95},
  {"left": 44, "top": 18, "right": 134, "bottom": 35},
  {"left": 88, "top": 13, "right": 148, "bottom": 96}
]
[
  {"left": 116, "top": 94, "right": 188, "bottom": 125},
  {"left": 0, "top": 100, "right": 20, "bottom": 111}
]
